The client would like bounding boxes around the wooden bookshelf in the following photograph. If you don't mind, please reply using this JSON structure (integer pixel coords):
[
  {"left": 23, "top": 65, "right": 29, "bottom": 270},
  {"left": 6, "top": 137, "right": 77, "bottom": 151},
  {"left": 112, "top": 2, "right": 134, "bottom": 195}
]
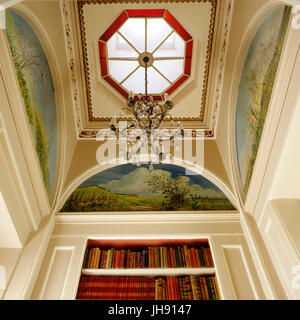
[
  {"left": 76, "top": 238, "right": 221, "bottom": 300},
  {"left": 82, "top": 267, "right": 216, "bottom": 276}
]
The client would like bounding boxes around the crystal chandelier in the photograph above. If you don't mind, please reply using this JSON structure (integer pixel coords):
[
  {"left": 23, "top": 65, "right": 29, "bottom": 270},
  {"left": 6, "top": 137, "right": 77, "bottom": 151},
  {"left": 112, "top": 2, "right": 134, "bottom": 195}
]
[{"left": 109, "top": 55, "right": 184, "bottom": 170}]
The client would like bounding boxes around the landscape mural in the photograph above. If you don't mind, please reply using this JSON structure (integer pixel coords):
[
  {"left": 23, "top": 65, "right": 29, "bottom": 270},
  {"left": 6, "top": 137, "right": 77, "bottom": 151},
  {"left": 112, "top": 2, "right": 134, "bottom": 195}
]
[
  {"left": 236, "top": 6, "right": 291, "bottom": 195},
  {"left": 6, "top": 10, "right": 57, "bottom": 197},
  {"left": 61, "top": 164, "right": 235, "bottom": 212}
]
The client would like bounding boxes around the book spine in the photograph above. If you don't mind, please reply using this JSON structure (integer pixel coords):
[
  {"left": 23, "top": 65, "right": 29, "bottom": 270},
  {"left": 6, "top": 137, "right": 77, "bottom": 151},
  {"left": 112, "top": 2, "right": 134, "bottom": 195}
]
[
  {"left": 129, "top": 251, "right": 133, "bottom": 269},
  {"left": 88, "top": 248, "right": 95, "bottom": 268},
  {"left": 137, "top": 251, "right": 142, "bottom": 268},
  {"left": 82, "top": 248, "right": 90, "bottom": 268},
  {"left": 120, "top": 249, "right": 125, "bottom": 268},
  {"left": 167, "top": 276, "right": 173, "bottom": 300},
  {"left": 195, "top": 276, "right": 202, "bottom": 300},
  {"left": 170, "top": 247, "right": 175, "bottom": 268},
  {"left": 207, "top": 277, "right": 217, "bottom": 300},
  {"left": 110, "top": 248, "right": 114, "bottom": 268},
  {"left": 202, "top": 277, "right": 210, "bottom": 300},
  {"left": 126, "top": 250, "right": 131, "bottom": 268},
  {"left": 177, "top": 246, "right": 183, "bottom": 267},
  {"left": 198, "top": 248, "right": 205, "bottom": 266},
  {"left": 195, "top": 248, "right": 201, "bottom": 268},
  {"left": 190, "top": 275, "right": 198, "bottom": 300},
  {"left": 95, "top": 248, "right": 101, "bottom": 269},
  {"left": 183, "top": 277, "right": 188, "bottom": 300},
  {"left": 178, "top": 277, "right": 184, "bottom": 300},
  {"left": 91, "top": 248, "right": 97, "bottom": 269},
  {"left": 145, "top": 249, "right": 148, "bottom": 268},
  {"left": 166, "top": 247, "right": 171, "bottom": 268},
  {"left": 154, "top": 247, "right": 158, "bottom": 268},
  {"left": 163, "top": 277, "right": 167, "bottom": 300},
  {"left": 206, "top": 248, "right": 214, "bottom": 267},
  {"left": 201, "top": 247, "right": 208, "bottom": 267},
  {"left": 155, "top": 278, "right": 159, "bottom": 300},
  {"left": 174, "top": 277, "right": 180, "bottom": 300},
  {"left": 187, "top": 248, "right": 193, "bottom": 268},
  {"left": 160, "top": 247, "right": 164, "bottom": 268},
  {"left": 212, "top": 276, "right": 221, "bottom": 300},
  {"left": 148, "top": 247, "right": 152, "bottom": 268},
  {"left": 186, "top": 276, "right": 193, "bottom": 300},
  {"left": 183, "top": 245, "right": 189, "bottom": 268},
  {"left": 112, "top": 249, "right": 117, "bottom": 268},
  {"left": 173, "top": 248, "right": 178, "bottom": 268},
  {"left": 105, "top": 249, "right": 111, "bottom": 269}
]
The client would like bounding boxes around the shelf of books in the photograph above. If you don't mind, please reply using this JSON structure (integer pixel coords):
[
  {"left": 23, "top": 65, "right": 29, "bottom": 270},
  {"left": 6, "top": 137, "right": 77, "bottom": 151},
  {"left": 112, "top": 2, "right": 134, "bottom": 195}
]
[{"left": 76, "top": 238, "right": 221, "bottom": 300}]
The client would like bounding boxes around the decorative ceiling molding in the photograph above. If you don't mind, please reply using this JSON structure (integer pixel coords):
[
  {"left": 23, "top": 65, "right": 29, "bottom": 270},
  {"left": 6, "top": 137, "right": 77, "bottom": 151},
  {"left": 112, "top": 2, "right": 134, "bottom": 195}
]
[
  {"left": 61, "top": 0, "right": 233, "bottom": 139},
  {"left": 78, "top": 0, "right": 216, "bottom": 123},
  {"left": 208, "top": 0, "right": 233, "bottom": 134},
  {"left": 61, "top": 0, "right": 81, "bottom": 135}
]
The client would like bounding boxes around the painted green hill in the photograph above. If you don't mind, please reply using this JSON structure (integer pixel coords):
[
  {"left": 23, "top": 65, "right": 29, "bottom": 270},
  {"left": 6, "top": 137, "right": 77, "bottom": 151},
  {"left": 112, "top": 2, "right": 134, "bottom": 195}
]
[{"left": 61, "top": 185, "right": 235, "bottom": 212}]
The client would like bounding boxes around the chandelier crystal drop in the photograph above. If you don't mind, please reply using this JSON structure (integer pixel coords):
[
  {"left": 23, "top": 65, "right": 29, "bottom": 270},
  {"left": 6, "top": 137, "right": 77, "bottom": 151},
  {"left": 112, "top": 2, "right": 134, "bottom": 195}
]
[{"left": 109, "top": 55, "right": 184, "bottom": 170}]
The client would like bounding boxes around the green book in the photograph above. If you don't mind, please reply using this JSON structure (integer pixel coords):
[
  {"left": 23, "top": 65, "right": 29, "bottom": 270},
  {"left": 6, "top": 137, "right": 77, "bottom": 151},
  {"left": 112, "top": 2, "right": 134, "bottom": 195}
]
[{"left": 197, "top": 248, "right": 205, "bottom": 266}]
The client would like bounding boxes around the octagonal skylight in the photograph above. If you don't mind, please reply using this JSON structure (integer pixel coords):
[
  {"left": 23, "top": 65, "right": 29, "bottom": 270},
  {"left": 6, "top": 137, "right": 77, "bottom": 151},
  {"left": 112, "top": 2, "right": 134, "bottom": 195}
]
[{"left": 98, "top": 9, "right": 193, "bottom": 100}]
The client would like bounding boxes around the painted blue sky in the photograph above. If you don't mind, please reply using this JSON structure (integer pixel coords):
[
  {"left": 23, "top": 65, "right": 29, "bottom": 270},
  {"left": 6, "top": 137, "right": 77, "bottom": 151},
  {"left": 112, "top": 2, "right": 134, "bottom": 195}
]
[{"left": 80, "top": 163, "right": 227, "bottom": 198}]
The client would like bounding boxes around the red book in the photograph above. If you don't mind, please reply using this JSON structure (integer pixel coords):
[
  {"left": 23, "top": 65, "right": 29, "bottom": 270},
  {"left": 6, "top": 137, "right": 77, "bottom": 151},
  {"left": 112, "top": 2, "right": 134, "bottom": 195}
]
[
  {"left": 173, "top": 277, "right": 180, "bottom": 300},
  {"left": 150, "top": 247, "right": 154, "bottom": 268},
  {"left": 191, "top": 248, "right": 197, "bottom": 267},
  {"left": 126, "top": 250, "right": 131, "bottom": 268},
  {"left": 167, "top": 276, "right": 173, "bottom": 300},
  {"left": 120, "top": 249, "right": 125, "bottom": 268},
  {"left": 166, "top": 247, "right": 171, "bottom": 268},
  {"left": 170, "top": 247, "right": 175, "bottom": 268},
  {"left": 115, "top": 250, "right": 120, "bottom": 268}
]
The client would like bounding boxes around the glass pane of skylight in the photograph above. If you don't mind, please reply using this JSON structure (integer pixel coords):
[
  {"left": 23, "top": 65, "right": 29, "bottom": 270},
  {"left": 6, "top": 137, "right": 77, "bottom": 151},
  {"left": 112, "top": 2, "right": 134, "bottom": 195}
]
[
  {"left": 147, "top": 67, "right": 170, "bottom": 93},
  {"left": 147, "top": 18, "right": 173, "bottom": 53},
  {"left": 122, "top": 67, "right": 145, "bottom": 94},
  {"left": 153, "top": 32, "right": 185, "bottom": 58},
  {"left": 119, "top": 18, "right": 145, "bottom": 53},
  {"left": 109, "top": 60, "right": 139, "bottom": 83},
  {"left": 153, "top": 59, "right": 184, "bottom": 82},
  {"left": 107, "top": 33, "right": 139, "bottom": 58}
]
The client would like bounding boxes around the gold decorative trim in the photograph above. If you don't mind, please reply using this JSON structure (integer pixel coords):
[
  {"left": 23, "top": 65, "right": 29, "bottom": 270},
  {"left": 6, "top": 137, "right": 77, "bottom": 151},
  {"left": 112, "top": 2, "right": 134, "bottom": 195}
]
[
  {"left": 79, "top": 128, "right": 214, "bottom": 138},
  {"left": 77, "top": 0, "right": 217, "bottom": 123}
]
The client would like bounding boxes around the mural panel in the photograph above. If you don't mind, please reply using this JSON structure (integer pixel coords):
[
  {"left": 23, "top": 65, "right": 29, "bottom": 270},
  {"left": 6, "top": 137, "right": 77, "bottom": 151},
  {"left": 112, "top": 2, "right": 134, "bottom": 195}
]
[
  {"left": 6, "top": 10, "right": 57, "bottom": 197},
  {"left": 236, "top": 6, "right": 291, "bottom": 195},
  {"left": 61, "top": 164, "right": 235, "bottom": 212}
]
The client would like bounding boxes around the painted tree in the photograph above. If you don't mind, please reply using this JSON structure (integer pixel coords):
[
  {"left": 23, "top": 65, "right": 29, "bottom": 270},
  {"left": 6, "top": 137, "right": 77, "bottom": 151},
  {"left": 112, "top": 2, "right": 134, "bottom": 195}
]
[{"left": 147, "top": 173, "right": 192, "bottom": 210}]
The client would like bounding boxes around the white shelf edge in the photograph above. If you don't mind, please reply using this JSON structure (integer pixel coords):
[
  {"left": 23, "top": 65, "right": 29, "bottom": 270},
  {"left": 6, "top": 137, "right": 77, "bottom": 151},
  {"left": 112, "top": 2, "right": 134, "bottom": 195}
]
[{"left": 81, "top": 268, "right": 216, "bottom": 277}]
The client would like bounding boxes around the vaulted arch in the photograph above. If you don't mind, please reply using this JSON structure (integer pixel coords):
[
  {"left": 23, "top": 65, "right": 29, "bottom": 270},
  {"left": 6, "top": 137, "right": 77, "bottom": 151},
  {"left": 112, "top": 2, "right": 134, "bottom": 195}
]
[{"left": 57, "top": 158, "right": 238, "bottom": 213}]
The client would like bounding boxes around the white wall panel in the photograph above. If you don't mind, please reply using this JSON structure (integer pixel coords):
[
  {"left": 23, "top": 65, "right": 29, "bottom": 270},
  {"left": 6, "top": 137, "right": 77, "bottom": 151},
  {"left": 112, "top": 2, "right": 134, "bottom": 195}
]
[
  {"left": 210, "top": 235, "right": 265, "bottom": 300},
  {"left": 260, "top": 200, "right": 300, "bottom": 299},
  {"left": 222, "top": 246, "right": 255, "bottom": 299},
  {"left": 31, "top": 236, "right": 86, "bottom": 300}
]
